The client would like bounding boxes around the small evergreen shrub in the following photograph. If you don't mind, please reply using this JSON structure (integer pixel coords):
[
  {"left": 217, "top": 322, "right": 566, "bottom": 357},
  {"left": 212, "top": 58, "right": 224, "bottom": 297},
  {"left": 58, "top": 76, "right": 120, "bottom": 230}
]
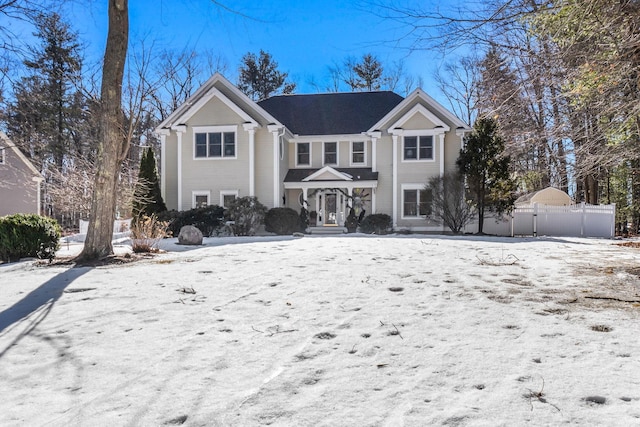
[
  {"left": 0, "top": 214, "right": 62, "bottom": 262},
  {"left": 159, "top": 205, "right": 225, "bottom": 237},
  {"left": 359, "top": 213, "right": 393, "bottom": 235},
  {"left": 345, "top": 208, "right": 358, "bottom": 233},
  {"left": 265, "top": 207, "right": 301, "bottom": 235},
  {"left": 299, "top": 207, "right": 310, "bottom": 232},
  {"left": 226, "top": 196, "right": 267, "bottom": 236},
  {"left": 130, "top": 214, "right": 170, "bottom": 253}
]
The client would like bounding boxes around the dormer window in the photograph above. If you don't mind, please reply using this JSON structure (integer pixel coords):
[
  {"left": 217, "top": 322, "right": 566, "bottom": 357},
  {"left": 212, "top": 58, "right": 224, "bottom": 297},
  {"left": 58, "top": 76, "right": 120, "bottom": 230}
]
[{"left": 403, "top": 135, "right": 433, "bottom": 161}]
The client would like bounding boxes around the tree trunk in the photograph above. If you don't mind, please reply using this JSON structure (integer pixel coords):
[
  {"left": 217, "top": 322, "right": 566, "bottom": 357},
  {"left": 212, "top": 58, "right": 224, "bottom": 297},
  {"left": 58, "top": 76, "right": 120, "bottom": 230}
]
[{"left": 78, "top": 0, "right": 128, "bottom": 260}]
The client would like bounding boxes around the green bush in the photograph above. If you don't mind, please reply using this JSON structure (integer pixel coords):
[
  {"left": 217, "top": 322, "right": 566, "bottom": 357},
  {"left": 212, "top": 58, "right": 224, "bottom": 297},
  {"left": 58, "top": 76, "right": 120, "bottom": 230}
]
[
  {"left": 265, "top": 207, "right": 301, "bottom": 235},
  {"left": 158, "top": 205, "right": 225, "bottom": 237},
  {"left": 359, "top": 213, "right": 393, "bottom": 235},
  {"left": 226, "top": 196, "right": 267, "bottom": 236},
  {"left": 299, "top": 207, "right": 310, "bottom": 232},
  {"left": 0, "top": 214, "right": 62, "bottom": 262}
]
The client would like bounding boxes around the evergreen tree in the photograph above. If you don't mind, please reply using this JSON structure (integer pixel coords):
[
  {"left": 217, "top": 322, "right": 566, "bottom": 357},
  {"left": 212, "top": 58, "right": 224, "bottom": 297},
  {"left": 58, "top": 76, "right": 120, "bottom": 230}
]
[
  {"left": 237, "top": 50, "right": 296, "bottom": 101},
  {"left": 133, "top": 146, "right": 166, "bottom": 217},
  {"left": 6, "top": 12, "right": 84, "bottom": 169},
  {"left": 347, "top": 53, "right": 383, "bottom": 91},
  {"left": 457, "top": 116, "right": 516, "bottom": 234}
]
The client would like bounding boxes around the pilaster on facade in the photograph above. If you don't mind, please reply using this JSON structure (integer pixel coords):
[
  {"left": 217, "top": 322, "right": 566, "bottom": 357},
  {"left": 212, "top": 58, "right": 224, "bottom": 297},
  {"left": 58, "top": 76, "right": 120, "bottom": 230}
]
[
  {"left": 243, "top": 122, "right": 259, "bottom": 197},
  {"left": 390, "top": 132, "right": 400, "bottom": 228},
  {"left": 268, "top": 124, "right": 285, "bottom": 208},
  {"left": 171, "top": 125, "right": 186, "bottom": 211},
  {"left": 368, "top": 131, "right": 381, "bottom": 173}
]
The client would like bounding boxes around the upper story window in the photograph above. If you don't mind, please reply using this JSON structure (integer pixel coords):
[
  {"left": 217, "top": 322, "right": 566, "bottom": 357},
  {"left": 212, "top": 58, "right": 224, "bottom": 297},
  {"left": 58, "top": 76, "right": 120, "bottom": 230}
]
[
  {"left": 351, "top": 141, "right": 365, "bottom": 165},
  {"left": 193, "top": 126, "right": 236, "bottom": 159},
  {"left": 403, "top": 135, "right": 433, "bottom": 161},
  {"left": 324, "top": 142, "right": 337, "bottom": 165},
  {"left": 297, "top": 142, "right": 310, "bottom": 166},
  {"left": 0, "top": 147, "right": 5, "bottom": 164}
]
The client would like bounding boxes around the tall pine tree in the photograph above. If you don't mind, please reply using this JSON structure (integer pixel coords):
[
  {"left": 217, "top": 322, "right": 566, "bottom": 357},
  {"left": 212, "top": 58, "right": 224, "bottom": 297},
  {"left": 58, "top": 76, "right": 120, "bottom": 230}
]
[{"left": 237, "top": 50, "right": 295, "bottom": 101}]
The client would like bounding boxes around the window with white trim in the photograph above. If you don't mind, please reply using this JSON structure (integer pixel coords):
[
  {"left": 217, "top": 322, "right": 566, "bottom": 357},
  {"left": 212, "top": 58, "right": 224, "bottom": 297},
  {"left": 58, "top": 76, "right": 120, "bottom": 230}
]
[
  {"left": 351, "top": 141, "right": 365, "bottom": 165},
  {"left": 192, "top": 191, "right": 210, "bottom": 209},
  {"left": 220, "top": 190, "right": 239, "bottom": 208},
  {"left": 403, "top": 135, "right": 433, "bottom": 161},
  {"left": 402, "top": 187, "right": 432, "bottom": 217},
  {"left": 323, "top": 142, "right": 337, "bottom": 165},
  {"left": 297, "top": 142, "right": 310, "bottom": 166},
  {"left": 194, "top": 126, "right": 236, "bottom": 159}
]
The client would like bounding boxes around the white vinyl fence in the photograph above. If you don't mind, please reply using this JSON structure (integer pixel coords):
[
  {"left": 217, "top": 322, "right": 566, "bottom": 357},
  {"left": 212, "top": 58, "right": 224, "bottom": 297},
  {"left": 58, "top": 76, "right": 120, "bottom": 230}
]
[{"left": 465, "top": 203, "right": 615, "bottom": 238}]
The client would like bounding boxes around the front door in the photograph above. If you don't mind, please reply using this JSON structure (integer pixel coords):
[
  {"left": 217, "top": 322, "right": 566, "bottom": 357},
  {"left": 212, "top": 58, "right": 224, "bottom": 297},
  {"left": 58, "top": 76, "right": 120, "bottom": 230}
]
[{"left": 324, "top": 192, "right": 338, "bottom": 225}]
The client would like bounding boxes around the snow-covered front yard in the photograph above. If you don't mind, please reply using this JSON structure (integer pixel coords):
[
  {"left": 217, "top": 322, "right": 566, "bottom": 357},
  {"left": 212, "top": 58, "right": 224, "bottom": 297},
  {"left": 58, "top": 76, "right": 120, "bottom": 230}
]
[{"left": 1, "top": 235, "right": 639, "bottom": 426}]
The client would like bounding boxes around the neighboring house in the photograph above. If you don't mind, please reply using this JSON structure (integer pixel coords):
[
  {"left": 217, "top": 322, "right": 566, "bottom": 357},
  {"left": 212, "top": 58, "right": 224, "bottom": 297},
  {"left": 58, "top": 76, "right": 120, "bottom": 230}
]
[
  {"left": 0, "top": 132, "right": 43, "bottom": 216},
  {"left": 155, "top": 73, "right": 471, "bottom": 232}
]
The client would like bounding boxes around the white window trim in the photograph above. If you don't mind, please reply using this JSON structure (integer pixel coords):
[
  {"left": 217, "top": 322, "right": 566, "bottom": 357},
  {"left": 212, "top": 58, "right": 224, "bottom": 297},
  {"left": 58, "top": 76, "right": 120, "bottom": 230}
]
[
  {"left": 323, "top": 141, "right": 338, "bottom": 166},
  {"left": 295, "top": 142, "right": 311, "bottom": 167},
  {"left": 192, "top": 125, "right": 238, "bottom": 160},
  {"left": 402, "top": 134, "right": 436, "bottom": 163},
  {"left": 350, "top": 140, "right": 367, "bottom": 166},
  {"left": 192, "top": 190, "right": 211, "bottom": 209},
  {"left": 401, "top": 183, "right": 431, "bottom": 219},
  {"left": 220, "top": 190, "right": 239, "bottom": 208}
]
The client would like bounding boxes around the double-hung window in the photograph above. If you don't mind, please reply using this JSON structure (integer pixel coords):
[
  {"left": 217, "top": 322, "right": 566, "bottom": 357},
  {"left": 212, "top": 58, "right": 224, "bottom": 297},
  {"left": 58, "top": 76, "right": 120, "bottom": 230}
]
[
  {"left": 351, "top": 141, "right": 365, "bottom": 165},
  {"left": 403, "top": 187, "right": 432, "bottom": 217},
  {"left": 194, "top": 126, "right": 236, "bottom": 159},
  {"left": 403, "top": 135, "right": 433, "bottom": 161},
  {"left": 192, "top": 191, "right": 210, "bottom": 209},
  {"left": 297, "top": 142, "right": 310, "bottom": 166},
  {"left": 324, "top": 142, "right": 337, "bottom": 165}
]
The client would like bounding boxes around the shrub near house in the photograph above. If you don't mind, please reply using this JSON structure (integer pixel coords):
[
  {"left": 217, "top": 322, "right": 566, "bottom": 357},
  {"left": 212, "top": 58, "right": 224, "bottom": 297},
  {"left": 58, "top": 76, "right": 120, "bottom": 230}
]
[{"left": 0, "top": 214, "right": 61, "bottom": 262}]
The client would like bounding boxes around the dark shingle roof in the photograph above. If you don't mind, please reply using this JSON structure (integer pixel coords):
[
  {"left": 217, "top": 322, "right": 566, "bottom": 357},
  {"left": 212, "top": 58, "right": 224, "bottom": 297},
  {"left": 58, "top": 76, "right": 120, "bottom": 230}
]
[
  {"left": 284, "top": 168, "right": 378, "bottom": 183},
  {"left": 258, "top": 92, "right": 403, "bottom": 135}
]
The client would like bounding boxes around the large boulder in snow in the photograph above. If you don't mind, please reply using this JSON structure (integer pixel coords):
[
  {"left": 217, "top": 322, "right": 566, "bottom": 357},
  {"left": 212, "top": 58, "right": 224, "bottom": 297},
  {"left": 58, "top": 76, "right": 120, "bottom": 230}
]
[{"left": 178, "top": 225, "right": 203, "bottom": 245}]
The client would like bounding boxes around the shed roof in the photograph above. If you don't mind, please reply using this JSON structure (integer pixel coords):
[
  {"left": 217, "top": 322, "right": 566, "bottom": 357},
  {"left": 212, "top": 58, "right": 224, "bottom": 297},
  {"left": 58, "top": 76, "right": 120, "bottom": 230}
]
[
  {"left": 258, "top": 92, "right": 404, "bottom": 136},
  {"left": 516, "top": 187, "right": 572, "bottom": 206}
]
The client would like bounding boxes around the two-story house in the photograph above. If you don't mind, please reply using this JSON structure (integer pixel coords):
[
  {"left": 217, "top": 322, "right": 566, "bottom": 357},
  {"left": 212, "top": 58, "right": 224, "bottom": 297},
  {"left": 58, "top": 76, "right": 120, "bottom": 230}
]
[
  {"left": 155, "top": 73, "right": 470, "bottom": 232},
  {"left": 0, "top": 132, "right": 43, "bottom": 216}
]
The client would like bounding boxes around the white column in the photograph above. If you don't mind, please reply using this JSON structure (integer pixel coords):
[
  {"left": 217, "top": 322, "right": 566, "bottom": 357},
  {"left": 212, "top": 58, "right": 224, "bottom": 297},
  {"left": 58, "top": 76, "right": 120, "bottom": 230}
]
[
  {"left": 372, "top": 137, "right": 377, "bottom": 172},
  {"left": 439, "top": 133, "right": 445, "bottom": 176},
  {"left": 316, "top": 191, "right": 322, "bottom": 224},
  {"left": 369, "top": 131, "right": 381, "bottom": 173},
  {"left": 243, "top": 123, "right": 257, "bottom": 197},
  {"left": 160, "top": 132, "right": 167, "bottom": 202},
  {"left": 268, "top": 125, "right": 282, "bottom": 207},
  {"left": 371, "top": 188, "right": 376, "bottom": 214},
  {"left": 173, "top": 125, "right": 186, "bottom": 211},
  {"left": 392, "top": 134, "right": 399, "bottom": 228}
]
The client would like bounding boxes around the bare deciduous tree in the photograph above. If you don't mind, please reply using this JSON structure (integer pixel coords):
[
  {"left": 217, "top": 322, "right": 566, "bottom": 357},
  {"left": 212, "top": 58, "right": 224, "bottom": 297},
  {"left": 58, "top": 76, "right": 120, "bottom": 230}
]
[{"left": 79, "top": 0, "right": 128, "bottom": 260}]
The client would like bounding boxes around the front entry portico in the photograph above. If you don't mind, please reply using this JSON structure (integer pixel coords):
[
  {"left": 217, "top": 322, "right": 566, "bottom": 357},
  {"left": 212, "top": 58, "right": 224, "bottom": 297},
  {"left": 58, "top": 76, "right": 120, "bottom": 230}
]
[{"left": 283, "top": 166, "right": 378, "bottom": 232}]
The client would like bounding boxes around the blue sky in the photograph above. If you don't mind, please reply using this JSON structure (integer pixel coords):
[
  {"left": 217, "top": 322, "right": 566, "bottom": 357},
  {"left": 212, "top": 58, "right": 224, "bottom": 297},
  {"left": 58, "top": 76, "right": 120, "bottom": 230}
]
[{"left": 8, "top": 0, "right": 460, "bottom": 102}]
